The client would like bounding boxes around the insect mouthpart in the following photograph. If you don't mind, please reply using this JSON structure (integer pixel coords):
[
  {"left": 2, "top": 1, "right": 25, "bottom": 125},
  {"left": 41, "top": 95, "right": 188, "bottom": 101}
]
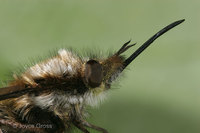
[
  {"left": 119, "top": 19, "right": 185, "bottom": 71},
  {"left": 103, "top": 19, "right": 185, "bottom": 86}
]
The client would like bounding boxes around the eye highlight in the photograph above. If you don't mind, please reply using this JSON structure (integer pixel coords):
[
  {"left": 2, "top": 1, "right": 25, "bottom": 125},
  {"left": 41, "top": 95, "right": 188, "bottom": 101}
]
[{"left": 84, "top": 60, "right": 103, "bottom": 88}]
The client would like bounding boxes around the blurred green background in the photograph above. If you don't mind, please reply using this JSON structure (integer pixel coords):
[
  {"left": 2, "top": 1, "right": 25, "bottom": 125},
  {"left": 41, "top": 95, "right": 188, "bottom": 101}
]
[{"left": 0, "top": 0, "right": 199, "bottom": 133}]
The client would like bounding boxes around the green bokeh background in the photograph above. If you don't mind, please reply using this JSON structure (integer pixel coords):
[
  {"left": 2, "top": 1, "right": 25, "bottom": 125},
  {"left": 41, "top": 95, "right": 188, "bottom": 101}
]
[{"left": 0, "top": 0, "right": 199, "bottom": 133}]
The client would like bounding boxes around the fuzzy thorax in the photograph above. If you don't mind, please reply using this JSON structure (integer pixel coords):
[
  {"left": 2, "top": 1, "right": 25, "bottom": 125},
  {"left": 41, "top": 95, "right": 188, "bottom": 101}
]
[
  {"left": 0, "top": 48, "right": 125, "bottom": 126},
  {"left": 8, "top": 49, "right": 124, "bottom": 116}
]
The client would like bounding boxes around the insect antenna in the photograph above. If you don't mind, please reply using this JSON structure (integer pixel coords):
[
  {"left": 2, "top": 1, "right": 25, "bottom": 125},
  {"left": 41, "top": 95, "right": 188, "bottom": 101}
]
[{"left": 115, "top": 40, "right": 136, "bottom": 56}]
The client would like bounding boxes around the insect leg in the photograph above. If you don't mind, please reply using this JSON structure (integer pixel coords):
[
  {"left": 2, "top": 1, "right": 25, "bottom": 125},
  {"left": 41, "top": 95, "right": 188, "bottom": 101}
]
[
  {"left": 72, "top": 121, "right": 90, "bottom": 133},
  {"left": 74, "top": 104, "right": 108, "bottom": 133},
  {"left": 80, "top": 121, "right": 108, "bottom": 133}
]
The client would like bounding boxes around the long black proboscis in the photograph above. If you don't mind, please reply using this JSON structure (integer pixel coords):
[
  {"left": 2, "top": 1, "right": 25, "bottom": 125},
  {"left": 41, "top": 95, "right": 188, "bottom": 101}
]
[{"left": 123, "top": 19, "right": 185, "bottom": 68}]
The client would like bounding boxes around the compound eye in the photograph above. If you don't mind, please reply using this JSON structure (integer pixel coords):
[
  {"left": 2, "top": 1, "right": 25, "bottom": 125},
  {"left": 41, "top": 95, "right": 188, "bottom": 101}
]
[{"left": 85, "top": 60, "right": 103, "bottom": 88}]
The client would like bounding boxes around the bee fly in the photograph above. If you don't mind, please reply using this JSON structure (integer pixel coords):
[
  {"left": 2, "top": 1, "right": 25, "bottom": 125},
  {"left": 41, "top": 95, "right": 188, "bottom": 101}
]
[{"left": 0, "top": 19, "right": 184, "bottom": 133}]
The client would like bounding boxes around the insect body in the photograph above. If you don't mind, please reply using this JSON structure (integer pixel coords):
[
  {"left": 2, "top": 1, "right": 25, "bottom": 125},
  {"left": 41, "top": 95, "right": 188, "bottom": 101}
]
[{"left": 0, "top": 19, "right": 184, "bottom": 133}]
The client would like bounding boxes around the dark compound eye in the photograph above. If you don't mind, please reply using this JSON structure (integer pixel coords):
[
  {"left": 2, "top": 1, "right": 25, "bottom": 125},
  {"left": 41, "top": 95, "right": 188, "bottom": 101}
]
[{"left": 85, "top": 60, "right": 103, "bottom": 88}]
